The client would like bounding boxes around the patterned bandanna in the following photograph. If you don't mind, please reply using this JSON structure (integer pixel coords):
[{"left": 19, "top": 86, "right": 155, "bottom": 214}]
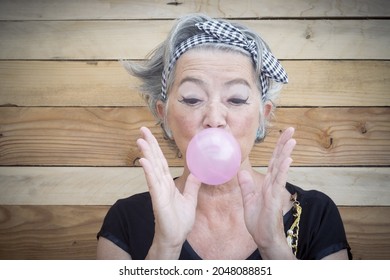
[{"left": 161, "top": 19, "right": 288, "bottom": 100}]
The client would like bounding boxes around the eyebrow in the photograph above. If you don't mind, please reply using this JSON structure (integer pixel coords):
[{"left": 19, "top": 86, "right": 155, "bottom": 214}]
[
  {"left": 178, "top": 77, "right": 205, "bottom": 86},
  {"left": 224, "top": 78, "right": 252, "bottom": 88},
  {"left": 178, "top": 77, "right": 251, "bottom": 88}
]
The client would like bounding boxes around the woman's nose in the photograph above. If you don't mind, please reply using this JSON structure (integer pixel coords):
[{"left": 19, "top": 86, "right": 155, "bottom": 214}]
[{"left": 202, "top": 102, "right": 227, "bottom": 128}]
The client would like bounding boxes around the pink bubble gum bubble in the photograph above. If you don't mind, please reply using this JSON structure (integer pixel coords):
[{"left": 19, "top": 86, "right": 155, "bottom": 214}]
[{"left": 186, "top": 128, "right": 241, "bottom": 185}]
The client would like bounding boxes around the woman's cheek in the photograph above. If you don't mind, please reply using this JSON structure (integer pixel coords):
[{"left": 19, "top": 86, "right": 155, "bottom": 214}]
[
  {"left": 169, "top": 115, "right": 198, "bottom": 150},
  {"left": 234, "top": 120, "right": 258, "bottom": 159}
]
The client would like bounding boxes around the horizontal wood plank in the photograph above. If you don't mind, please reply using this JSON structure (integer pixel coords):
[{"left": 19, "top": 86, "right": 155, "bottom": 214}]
[
  {"left": 0, "top": 205, "right": 104, "bottom": 260},
  {"left": 0, "top": 61, "right": 139, "bottom": 107},
  {"left": 341, "top": 207, "right": 390, "bottom": 260},
  {"left": 1, "top": 60, "right": 389, "bottom": 107},
  {"left": 1, "top": 20, "right": 389, "bottom": 60},
  {"left": 0, "top": 167, "right": 388, "bottom": 206},
  {"left": 1, "top": 0, "right": 389, "bottom": 20},
  {"left": 1, "top": 107, "right": 389, "bottom": 166},
  {"left": 0, "top": 205, "right": 388, "bottom": 259}
]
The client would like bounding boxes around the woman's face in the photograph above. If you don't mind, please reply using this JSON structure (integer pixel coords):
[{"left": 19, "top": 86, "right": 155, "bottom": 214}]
[{"left": 158, "top": 48, "right": 271, "bottom": 163}]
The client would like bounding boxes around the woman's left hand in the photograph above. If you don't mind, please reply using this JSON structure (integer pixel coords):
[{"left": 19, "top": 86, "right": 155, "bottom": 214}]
[{"left": 238, "top": 127, "right": 296, "bottom": 259}]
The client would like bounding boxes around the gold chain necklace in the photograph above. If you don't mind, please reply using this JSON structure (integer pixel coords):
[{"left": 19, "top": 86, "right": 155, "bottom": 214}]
[{"left": 286, "top": 193, "right": 302, "bottom": 256}]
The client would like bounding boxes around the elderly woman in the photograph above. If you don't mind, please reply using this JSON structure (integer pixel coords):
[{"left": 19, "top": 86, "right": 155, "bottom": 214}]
[{"left": 97, "top": 14, "right": 351, "bottom": 260}]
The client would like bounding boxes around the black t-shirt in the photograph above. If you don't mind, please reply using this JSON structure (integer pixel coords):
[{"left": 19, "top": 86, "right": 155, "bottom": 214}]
[{"left": 97, "top": 182, "right": 352, "bottom": 259}]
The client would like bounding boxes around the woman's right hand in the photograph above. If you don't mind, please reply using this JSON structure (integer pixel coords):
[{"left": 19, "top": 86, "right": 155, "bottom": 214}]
[{"left": 136, "top": 127, "right": 202, "bottom": 259}]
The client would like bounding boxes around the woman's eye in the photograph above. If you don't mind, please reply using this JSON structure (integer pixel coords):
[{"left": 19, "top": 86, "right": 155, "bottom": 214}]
[
  {"left": 179, "top": 97, "right": 202, "bottom": 106},
  {"left": 228, "top": 97, "right": 249, "bottom": 105}
]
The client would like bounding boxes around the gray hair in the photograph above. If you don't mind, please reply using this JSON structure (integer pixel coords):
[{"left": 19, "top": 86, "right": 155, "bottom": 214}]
[{"left": 122, "top": 13, "right": 284, "bottom": 144}]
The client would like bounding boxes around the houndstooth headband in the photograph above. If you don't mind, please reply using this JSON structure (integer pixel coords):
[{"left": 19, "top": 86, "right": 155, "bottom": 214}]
[{"left": 161, "top": 19, "right": 288, "bottom": 100}]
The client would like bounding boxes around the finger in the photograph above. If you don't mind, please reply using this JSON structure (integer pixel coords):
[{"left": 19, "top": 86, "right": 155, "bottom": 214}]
[
  {"left": 137, "top": 130, "right": 173, "bottom": 197},
  {"left": 266, "top": 136, "right": 296, "bottom": 201},
  {"left": 272, "top": 157, "right": 293, "bottom": 196},
  {"left": 270, "top": 139, "right": 296, "bottom": 188},
  {"left": 140, "top": 126, "right": 165, "bottom": 160},
  {"left": 273, "top": 127, "right": 295, "bottom": 158},
  {"left": 137, "top": 137, "right": 164, "bottom": 179},
  {"left": 268, "top": 127, "right": 295, "bottom": 174},
  {"left": 138, "top": 157, "right": 159, "bottom": 195},
  {"left": 238, "top": 170, "right": 257, "bottom": 204},
  {"left": 282, "top": 138, "right": 296, "bottom": 161},
  {"left": 140, "top": 127, "right": 162, "bottom": 159},
  {"left": 182, "top": 174, "right": 202, "bottom": 208},
  {"left": 272, "top": 136, "right": 296, "bottom": 168},
  {"left": 139, "top": 127, "right": 170, "bottom": 175}
]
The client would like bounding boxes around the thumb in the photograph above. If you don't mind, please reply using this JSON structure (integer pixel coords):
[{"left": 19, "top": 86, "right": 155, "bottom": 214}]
[
  {"left": 238, "top": 170, "right": 256, "bottom": 204},
  {"left": 183, "top": 173, "right": 201, "bottom": 207}
]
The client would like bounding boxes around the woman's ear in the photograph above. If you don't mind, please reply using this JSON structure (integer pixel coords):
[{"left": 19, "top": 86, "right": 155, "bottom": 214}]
[
  {"left": 263, "top": 101, "right": 273, "bottom": 119},
  {"left": 156, "top": 100, "right": 174, "bottom": 140},
  {"left": 156, "top": 100, "right": 166, "bottom": 120}
]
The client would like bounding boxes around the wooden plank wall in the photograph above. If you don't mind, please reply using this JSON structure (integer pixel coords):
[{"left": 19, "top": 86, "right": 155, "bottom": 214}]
[{"left": 0, "top": 0, "right": 389, "bottom": 260}]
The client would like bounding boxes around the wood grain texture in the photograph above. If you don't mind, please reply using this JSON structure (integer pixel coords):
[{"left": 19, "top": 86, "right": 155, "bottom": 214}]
[
  {"left": 0, "top": 0, "right": 388, "bottom": 263},
  {"left": 0, "top": 167, "right": 389, "bottom": 206},
  {"left": 341, "top": 207, "right": 390, "bottom": 260},
  {"left": 1, "top": 60, "right": 389, "bottom": 107},
  {"left": 0, "top": 61, "right": 139, "bottom": 107},
  {"left": 0, "top": 205, "right": 104, "bottom": 260},
  {"left": 1, "top": 0, "right": 389, "bottom": 20},
  {"left": 0, "top": 205, "right": 388, "bottom": 260},
  {"left": 1, "top": 107, "right": 389, "bottom": 166},
  {"left": 1, "top": 20, "right": 389, "bottom": 60}
]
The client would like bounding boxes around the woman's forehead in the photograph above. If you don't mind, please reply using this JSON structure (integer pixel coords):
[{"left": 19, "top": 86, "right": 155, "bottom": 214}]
[
  {"left": 171, "top": 49, "right": 260, "bottom": 95},
  {"left": 175, "top": 48, "right": 256, "bottom": 77}
]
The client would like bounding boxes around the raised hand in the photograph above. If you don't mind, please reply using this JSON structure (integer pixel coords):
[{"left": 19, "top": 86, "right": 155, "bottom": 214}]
[
  {"left": 238, "top": 127, "right": 297, "bottom": 259},
  {"left": 136, "top": 127, "right": 201, "bottom": 259}
]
